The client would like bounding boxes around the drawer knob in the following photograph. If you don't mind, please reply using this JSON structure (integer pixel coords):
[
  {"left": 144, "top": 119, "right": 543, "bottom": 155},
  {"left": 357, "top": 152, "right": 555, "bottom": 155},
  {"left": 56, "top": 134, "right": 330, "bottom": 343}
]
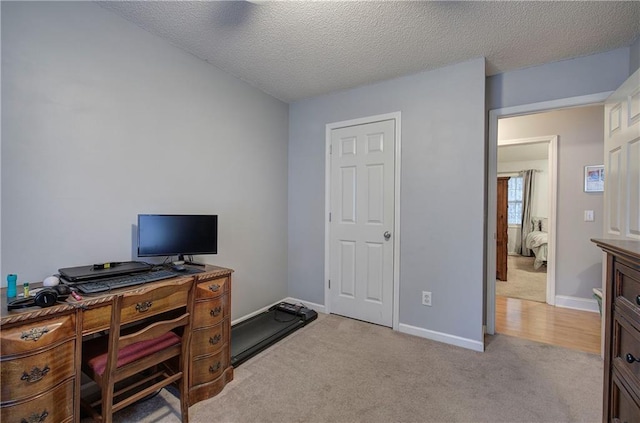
[
  {"left": 625, "top": 353, "right": 640, "bottom": 364},
  {"left": 20, "top": 327, "right": 50, "bottom": 342},
  {"left": 21, "top": 410, "right": 48, "bottom": 423},
  {"left": 636, "top": 295, "right": 640, "bottom": 306},
  {"left": 209, "top": 334, "right": 222, "bottom": 345},
  {"left": 210, "top": 306, "right": 222, "bottom": 317},
  {"left": 135, "top": 301, "right": 153, "bottom": 313},
  {"left": 208, "top": 284, "right": 221, "bottom": 292},
  {"left": 21, "top": 365, "right": 50, "bottom": 383},
  {"left": 209, "top": 361, "right": 221, "bottom": 373}
]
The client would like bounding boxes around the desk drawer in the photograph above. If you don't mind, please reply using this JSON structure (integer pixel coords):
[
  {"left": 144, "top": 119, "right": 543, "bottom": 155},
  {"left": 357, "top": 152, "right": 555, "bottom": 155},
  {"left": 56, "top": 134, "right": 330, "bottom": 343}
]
[
  {"left": 613, "top": 313, "right": 640, "bottom": 389},
  {"left": 81, "top": 280, "right": 192, "bottom": 334},
  {"left": 610, "top": 371, "right": 640, "bottom": 422},
  {"left": 195, "top": 277, "right": 228, "bottom": 300},
  {"left": 1, "top": 339, "right": 75, "bottom": 403},
  {"left": 193, "top": 296, "right": 226, "bottom": 328},
  {"left": 615, "top": 262, "right": 640, "bottom": 321},
  {"left": 191, "top": 348, "right": 227, "bottom": 387},
  {"left": 1, "top": 379, "right": 74, "bottom": 423},
  {"left": 192, "top": 323, "right": 226, "bottom": 358},
  {"left": 120, "top": 285, "right": 189, "bottom": 325},
  {"left": 1, "top": 314, "right": 75, "bottom": 356},
  {"left": 82, "top": 304, "right": 112, "bottom": 335}
]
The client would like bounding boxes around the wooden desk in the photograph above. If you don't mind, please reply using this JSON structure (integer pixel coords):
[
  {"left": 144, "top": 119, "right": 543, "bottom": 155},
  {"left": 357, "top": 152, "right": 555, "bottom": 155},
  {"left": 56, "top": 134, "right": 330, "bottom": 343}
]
[{"left": 0, "top": 265, "right": 234, "bottom": 423}]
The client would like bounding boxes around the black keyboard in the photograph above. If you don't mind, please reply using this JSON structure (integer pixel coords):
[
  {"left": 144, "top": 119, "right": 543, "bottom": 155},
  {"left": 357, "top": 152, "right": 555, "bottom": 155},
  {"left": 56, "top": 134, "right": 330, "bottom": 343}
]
[{"left": 75, "top": 269, "right": 177, "bottom": 294}]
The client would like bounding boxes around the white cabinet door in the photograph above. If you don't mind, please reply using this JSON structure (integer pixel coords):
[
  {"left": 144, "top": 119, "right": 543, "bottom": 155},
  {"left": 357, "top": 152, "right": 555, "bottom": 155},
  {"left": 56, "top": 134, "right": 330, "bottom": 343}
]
[{"left": 603, "top": 69, "right": 640, "bottom": 241}]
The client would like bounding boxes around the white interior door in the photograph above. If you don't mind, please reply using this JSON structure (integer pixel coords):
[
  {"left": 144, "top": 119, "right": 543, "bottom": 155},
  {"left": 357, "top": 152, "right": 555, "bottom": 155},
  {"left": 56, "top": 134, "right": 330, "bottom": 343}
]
[
  {"left": 603, "top": 68, "right": 640, "bottom": 241},
  {"left": 600, "top": 69, "right": 639, "bottom": 357},
  {"left": 329, "top": 119, "right": 395, "bottom": 327}
]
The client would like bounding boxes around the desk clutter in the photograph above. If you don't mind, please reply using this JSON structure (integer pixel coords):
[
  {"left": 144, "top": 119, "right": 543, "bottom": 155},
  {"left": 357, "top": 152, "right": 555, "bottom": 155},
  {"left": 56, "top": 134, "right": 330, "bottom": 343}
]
[
  {"left": 56, "top": 261, "right": 205, "bottom": 294},
  {"left": 6, "top": 285, "right": 71, "bottom": 310},
  {"left": 0, "top": 265, "right": 234, "bottom": 423}
]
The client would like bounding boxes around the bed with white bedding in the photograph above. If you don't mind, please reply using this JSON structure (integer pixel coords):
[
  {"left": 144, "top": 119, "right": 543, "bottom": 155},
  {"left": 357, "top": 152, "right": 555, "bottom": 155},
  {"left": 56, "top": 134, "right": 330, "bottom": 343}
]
[{"left": 525, "top": 230, "right": 548, "bottom": 269}]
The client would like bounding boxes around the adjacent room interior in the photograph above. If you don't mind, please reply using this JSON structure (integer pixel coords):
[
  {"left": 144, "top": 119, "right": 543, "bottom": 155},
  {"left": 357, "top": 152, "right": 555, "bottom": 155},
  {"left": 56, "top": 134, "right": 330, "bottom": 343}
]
[{"left": 494, "top": 106, "right": 605, "bottom": 355}]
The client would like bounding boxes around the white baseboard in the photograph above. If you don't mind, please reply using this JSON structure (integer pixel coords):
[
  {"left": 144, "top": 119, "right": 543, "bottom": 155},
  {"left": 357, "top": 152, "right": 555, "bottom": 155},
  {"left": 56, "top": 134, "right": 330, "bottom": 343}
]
[
  {"left": 231, "top": 297, "right": 327, "bottom": 326},
  {"left": 282, "top": 301, "right": 483, "bottom": 353},
  {"left": 283, "top": 297, "right": 327, "bottom": 314},
  {"left": 554, "top": 295, "right": 600, "bottom": 313},
  {"left": 231, "top": 299, "right": 484, "bottom": 353},
  {"left": 231, "top": 294, "right": 597, "bottom": 352},
  {"left": 231, "top": 301, "right": 280, "bottom": 326},
  {"left": 398, "top": 323, "right": 484, "bottom": 352}
]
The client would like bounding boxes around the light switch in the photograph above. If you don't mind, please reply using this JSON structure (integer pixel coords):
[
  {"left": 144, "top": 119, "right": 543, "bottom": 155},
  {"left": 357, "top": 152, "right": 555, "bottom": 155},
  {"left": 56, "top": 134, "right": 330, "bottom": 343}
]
[{"left": 584, "top": 210, "right": 594, "bottom": 222}]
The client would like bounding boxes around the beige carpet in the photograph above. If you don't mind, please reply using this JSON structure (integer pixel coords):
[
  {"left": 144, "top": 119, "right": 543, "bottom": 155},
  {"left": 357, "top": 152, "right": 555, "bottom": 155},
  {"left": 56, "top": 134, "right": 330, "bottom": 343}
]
[
  {"left": 89, "top": 313, "right": 602, "bottom": 423},
  {"left": 497, "top": 255, "right": 547, "bottom": 303}
]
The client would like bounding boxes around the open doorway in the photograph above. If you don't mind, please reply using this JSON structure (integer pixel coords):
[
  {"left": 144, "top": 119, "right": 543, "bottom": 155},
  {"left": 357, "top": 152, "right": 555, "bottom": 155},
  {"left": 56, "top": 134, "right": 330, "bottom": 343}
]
[
  {"left": 497, "top": 137, "right": 552, "bottom": 304},
  {"left": 486, "top": 96, "right": 607, "bottom": 354}
]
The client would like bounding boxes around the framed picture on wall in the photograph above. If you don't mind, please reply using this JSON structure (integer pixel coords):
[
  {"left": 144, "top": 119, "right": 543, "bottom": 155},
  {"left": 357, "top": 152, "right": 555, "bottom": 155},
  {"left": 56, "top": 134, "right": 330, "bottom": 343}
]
[{"left": 584, "top": 164, "right": 604, "bottom": 192}]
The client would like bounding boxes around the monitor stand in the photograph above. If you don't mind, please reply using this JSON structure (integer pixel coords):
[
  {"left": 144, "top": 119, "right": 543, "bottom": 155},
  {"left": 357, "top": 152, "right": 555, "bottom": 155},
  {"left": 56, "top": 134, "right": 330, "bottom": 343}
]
[{"left": 177, "top": 254, "right": 206, "bottom": 267}]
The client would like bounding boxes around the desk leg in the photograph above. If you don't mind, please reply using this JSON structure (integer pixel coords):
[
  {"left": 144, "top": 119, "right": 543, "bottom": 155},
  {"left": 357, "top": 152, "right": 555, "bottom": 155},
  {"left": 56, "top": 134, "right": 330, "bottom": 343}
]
[{"left": 75, "top": 309, "right": 83, "bottom": 423}]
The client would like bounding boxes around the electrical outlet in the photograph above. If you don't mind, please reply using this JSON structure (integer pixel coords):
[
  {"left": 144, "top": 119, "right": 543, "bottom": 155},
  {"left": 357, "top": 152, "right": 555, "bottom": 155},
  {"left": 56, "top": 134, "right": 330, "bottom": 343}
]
[{"left": 422, "top": 291, "right": 432, "bottom": 306}]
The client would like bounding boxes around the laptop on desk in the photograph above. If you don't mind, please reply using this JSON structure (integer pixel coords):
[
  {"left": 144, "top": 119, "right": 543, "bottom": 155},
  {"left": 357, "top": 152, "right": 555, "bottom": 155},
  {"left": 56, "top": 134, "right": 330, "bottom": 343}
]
[{"left": 58, "top": 261, "right": 152, "bottom": 283}]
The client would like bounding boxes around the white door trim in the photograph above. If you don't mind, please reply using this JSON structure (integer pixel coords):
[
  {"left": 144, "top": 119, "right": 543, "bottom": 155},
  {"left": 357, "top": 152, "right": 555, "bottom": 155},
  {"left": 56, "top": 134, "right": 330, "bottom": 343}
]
[
  {"left": 324, "top": 112, "right": 402, "bottom": 331},
  {"left": 486, "top": 92, "right": 612, "bottom": 336}
]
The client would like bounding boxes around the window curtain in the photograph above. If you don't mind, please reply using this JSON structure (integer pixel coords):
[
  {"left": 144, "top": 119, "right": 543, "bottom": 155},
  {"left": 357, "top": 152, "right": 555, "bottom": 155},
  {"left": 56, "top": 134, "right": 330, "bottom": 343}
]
[{"left": 518, "top": 169, "right": 535, "bottom": 256}]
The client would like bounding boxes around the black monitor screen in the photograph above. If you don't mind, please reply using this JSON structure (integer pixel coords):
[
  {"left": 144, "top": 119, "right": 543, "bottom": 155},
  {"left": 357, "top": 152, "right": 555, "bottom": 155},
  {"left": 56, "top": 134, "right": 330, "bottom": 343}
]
[{"left": 137, "top": 214, "right": 218, "bottom": 258}]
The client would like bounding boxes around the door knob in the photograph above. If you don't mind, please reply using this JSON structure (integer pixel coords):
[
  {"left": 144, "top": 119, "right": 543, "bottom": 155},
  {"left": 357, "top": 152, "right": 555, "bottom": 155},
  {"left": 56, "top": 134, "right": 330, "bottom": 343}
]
[
  {"left": 626, "top": 353, "right": 640, "bottom": 364},
  {"left": 384, "top": 231, "right": 391, "bottom": 240}
]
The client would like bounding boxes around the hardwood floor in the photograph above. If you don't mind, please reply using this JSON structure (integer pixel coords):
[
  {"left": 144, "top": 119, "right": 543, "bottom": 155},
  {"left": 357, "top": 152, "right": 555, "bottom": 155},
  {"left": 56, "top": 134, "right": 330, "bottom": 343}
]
[{"left": 495, "top": 295, "right": 602, "bottom": 354}]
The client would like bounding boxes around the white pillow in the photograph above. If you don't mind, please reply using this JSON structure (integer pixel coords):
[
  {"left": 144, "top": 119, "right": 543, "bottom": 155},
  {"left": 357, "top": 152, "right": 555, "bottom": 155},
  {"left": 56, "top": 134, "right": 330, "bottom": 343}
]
[
  {"left": 540, "top": 218, "right": 549, "bottom": 232},
  {"left": 530, "top": 217, "right": 542, "bottom": 231}
]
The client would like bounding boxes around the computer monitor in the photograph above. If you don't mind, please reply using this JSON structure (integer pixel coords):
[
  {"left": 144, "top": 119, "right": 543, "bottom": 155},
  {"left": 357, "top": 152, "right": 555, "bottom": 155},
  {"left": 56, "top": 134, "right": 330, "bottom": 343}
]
[{"left": 137, "top": 214, "right": 218, "bottom": 261}]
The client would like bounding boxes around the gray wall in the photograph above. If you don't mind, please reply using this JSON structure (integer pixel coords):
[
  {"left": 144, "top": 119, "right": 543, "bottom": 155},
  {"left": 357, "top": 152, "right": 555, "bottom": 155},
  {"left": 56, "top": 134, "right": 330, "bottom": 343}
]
[
  {"left": 498, "top": 106, "right": 604, "bottom": 300},
  {"left": 289, "top": 58, "right": 486, "bottom": 343},
  {"left": 630, "top": 37, "right": 640, "bottom": 76},
  {"left": 1, "top": 2, "right": 289, "bottom": 319},
  {"left": 487, "top": 48, "right": 631, "bottom": 111}
]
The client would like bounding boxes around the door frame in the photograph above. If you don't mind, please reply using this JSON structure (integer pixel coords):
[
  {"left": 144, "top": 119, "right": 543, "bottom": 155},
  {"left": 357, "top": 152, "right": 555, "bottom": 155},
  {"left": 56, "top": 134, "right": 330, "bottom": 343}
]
[
  {"left": 324, "top": 112, "right": 402, "bottom": 331},
  {"left": 485, "top": 93, "right": 612, "bottom": 336},
  {"left": 496, "top": 135, "right": 558, "bottom": 305}
]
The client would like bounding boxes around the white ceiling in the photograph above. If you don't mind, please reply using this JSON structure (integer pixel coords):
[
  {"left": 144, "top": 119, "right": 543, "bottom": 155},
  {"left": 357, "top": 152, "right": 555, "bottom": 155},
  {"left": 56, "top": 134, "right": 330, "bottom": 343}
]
[{"left": 99, "top": 1, "right": 640, "bottom": 103}]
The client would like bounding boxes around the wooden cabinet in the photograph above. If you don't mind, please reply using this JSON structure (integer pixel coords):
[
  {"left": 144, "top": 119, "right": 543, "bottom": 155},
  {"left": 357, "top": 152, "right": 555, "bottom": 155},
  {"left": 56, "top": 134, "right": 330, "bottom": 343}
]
[
  {"left": 189, "top": 274, "right": 233, "bottom": 406},
  {"left": 497, "top": 177, "right": 510, "bottom": 281},
  {"left": 592, "top": 239, "right": 640, "bottom": 422},
  {"left": 0, "top": 312, "right": 78, "bottom": 423}
]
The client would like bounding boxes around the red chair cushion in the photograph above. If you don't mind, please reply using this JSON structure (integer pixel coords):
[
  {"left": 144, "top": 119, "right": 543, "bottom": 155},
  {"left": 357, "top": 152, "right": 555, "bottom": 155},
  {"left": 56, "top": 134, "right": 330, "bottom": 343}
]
[{"left": 85, "top": 331, "right": 181, "bottom": 376}]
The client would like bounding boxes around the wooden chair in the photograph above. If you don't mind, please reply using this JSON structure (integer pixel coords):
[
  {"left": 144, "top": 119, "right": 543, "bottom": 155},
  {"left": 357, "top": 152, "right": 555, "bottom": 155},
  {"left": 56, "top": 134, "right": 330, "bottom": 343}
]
[{"left": 81, "top": 278, "right": 194, "bottom": 423}]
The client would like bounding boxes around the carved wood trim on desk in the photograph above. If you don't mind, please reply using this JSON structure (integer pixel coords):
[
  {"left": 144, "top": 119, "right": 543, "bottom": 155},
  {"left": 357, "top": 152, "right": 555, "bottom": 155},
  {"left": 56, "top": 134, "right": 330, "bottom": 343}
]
[{"left": 1, "top": 265, "right": 234, "bottom": 422}]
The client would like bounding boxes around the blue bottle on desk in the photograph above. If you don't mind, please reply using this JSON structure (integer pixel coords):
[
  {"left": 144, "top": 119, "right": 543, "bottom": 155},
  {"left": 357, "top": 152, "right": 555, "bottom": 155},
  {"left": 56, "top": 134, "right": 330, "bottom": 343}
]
[{"left": 7, "top": 274, "right": 17, "bottom": 298}]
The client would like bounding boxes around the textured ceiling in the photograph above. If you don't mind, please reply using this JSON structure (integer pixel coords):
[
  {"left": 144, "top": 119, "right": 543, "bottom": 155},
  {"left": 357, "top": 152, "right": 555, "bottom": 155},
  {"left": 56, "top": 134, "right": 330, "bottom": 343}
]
[{"left": 99, "top": 1, "right": 640, "bottom": 103}]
